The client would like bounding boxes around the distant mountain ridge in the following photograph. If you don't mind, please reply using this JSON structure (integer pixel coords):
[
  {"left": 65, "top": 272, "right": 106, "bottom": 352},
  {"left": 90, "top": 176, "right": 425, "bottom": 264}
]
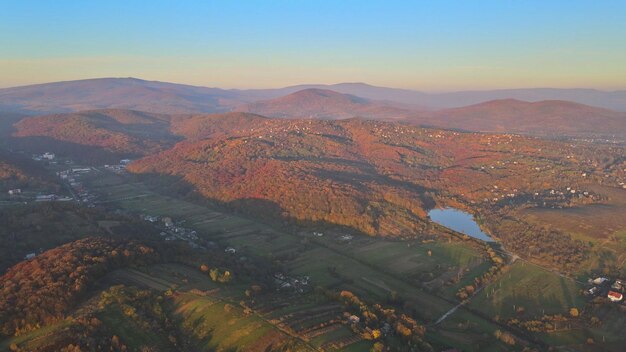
[
  {"left": 410, "top": 99, "right": 626, "bottom": 137},
  {"left": 0, "top": 78, "right": 263, "bottom": 114},
  {"left": 235, "top": 88, "right": 414, "bottom": 120},
  {"left": 2, "top": 77, "right": 626, "bottom": 115},
  {"left": 2, "top": 78, "right": 626, "bottom": 137}
]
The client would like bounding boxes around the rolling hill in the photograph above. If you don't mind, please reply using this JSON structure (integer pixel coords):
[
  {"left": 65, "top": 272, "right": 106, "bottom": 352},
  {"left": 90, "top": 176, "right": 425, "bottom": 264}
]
[
  {"left": 11, "top": 109, "right": 180, "bottom": 161},
  {"left": 0, "top": 233, "right": 316, "bottom": 351},
  {"left": 235, "top": 88, "right": 414, "bottom": 120},
  {"left": 412, "top": 99, "right": 626, "bottom": 137},
  {"left": 169, "top": 112, "right": 271, "bottom": 141},
  {"left": 0, "top": 149, "right": 56, "bottom": 192}
]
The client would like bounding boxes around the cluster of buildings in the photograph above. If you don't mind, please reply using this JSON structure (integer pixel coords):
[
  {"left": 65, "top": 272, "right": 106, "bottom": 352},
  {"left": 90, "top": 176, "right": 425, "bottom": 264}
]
[
  {"left": 338, "top": 234, "right": 353, "bottom": 242},
  {"left": 104, "top": 159, "right": 133, "bottom": 174},
  {"left": 585, "top": 277, "right": 625, "bottom": 304},
  {"left": 273, "top": 272, "right": 310, "bottom": 293},
  {"left": 7, "top": 188, "right": 21, "bottom": 195},
  {"left": 32, "top": 152, "right": 55, "bottom": 161},
  {"left": 141, "top": 214, "right": 200, "bottom": 248},
  {"left": 35, "top": 194, "right": 61, "bottom": 202},
  {"left": 57, "top": 167, "right": 97, "bottom": 204},
  {"left": 483, "top": 186, "right": 600, "bottom": 208}
]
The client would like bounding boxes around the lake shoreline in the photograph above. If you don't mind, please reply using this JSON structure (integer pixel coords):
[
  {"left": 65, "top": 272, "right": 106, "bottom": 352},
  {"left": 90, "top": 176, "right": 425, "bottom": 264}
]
[{"left": 428, "top": 207, "right": 495, "bottom": 242}]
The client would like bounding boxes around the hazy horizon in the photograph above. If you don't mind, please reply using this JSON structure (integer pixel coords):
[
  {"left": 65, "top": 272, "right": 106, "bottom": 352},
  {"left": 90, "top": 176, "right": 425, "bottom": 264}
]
[
  {"left": 2, "top": 76, "right": 626, "bottom": 93},
  {"left": 2, "top": 1, "right": 626, "bottom": 90}
]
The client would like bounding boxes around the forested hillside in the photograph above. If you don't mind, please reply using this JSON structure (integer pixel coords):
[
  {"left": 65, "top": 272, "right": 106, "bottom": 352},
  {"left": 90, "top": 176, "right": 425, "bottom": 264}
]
[
  {"left": 0, "top": 237, "right": 159, "bottom": 336},
  {"left": 129, "top": 117, "right": 625, "bottom": 271}
]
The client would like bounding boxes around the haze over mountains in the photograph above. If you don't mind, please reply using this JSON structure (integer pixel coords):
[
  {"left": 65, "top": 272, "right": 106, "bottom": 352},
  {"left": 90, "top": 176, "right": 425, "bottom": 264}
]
[
  {"left": 1, "top": 77, "right": 626, "bottom": 137},
  {"left": 0, "top": 78, "right": 262, "bottom": 114},
  {"left": 235, "top": 88, "right": 414, "bottom": 120},
  {"left": 413, "top": 99, "right": 626, "bottom": 137},
  {"left": 2, "top": 77, "right": 626, "bottom": 113}
]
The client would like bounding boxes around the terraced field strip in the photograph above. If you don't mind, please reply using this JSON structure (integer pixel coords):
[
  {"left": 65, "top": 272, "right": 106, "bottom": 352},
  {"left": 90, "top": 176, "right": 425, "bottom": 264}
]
[
  {"left": 106, "top": 268, "right": 175, "bottom": 290},
  {"left": 174, "top": 293, "right": 317, "bottom": 351},
  {"left": 301, "top": 323, "right": 343, "bottom": 339}
]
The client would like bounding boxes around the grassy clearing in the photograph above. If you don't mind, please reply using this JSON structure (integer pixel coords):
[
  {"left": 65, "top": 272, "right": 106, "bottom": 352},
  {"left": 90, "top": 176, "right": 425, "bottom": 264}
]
[
  {"left": 340, "top": 239, "right": 483, "bottom": 276},
  {"left": 469, "top": 261, "right": 584, "bottom": 319},
  {"left": 288, "top": 244, "right": 454, "bottom": 318},
  {"left": 172, "top": 292, "right": 312, "bottom": 351},
  {"left": 309, "top": 324, "right": 355, "bottom": 348},
  {"left": 521, "top": 203, "right": 626, "bottom": 242},
  {"left": 341, "top": 340, "right": 374, "bottom": 351}
]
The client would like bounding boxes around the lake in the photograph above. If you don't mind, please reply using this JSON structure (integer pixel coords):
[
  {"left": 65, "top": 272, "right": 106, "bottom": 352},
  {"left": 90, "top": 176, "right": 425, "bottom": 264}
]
[{"left": 428, "top": 207, "right": 494, "bottom": 242}]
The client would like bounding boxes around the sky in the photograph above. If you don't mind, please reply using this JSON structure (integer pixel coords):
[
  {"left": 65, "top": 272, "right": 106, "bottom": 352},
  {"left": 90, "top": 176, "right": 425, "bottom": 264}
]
[{"left": 1, "top": 0, "right": 626, "bottom": 90}]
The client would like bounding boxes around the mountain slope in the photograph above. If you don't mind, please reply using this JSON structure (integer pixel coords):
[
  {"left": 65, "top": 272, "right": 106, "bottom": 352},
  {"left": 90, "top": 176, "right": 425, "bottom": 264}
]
[
  {"left": 130, "top": 118, "right": 436, "bottom": 237},
  {"left": 235, "top": 88, "right": 413, "bottom": 120},
  {"left": 413, "top": 99, "right": 626, "bottom": 136}
]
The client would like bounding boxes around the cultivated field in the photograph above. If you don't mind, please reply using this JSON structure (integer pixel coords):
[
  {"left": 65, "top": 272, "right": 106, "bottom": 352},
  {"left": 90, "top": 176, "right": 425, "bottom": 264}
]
[{"left": 81, "top": 170, "right": 524, "bottom": 350}]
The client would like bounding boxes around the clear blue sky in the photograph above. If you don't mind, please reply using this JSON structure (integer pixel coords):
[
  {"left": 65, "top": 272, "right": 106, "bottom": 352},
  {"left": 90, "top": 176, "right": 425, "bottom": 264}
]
[{"left": 1, "top": 0, "right": 625, "bottom": 90}]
